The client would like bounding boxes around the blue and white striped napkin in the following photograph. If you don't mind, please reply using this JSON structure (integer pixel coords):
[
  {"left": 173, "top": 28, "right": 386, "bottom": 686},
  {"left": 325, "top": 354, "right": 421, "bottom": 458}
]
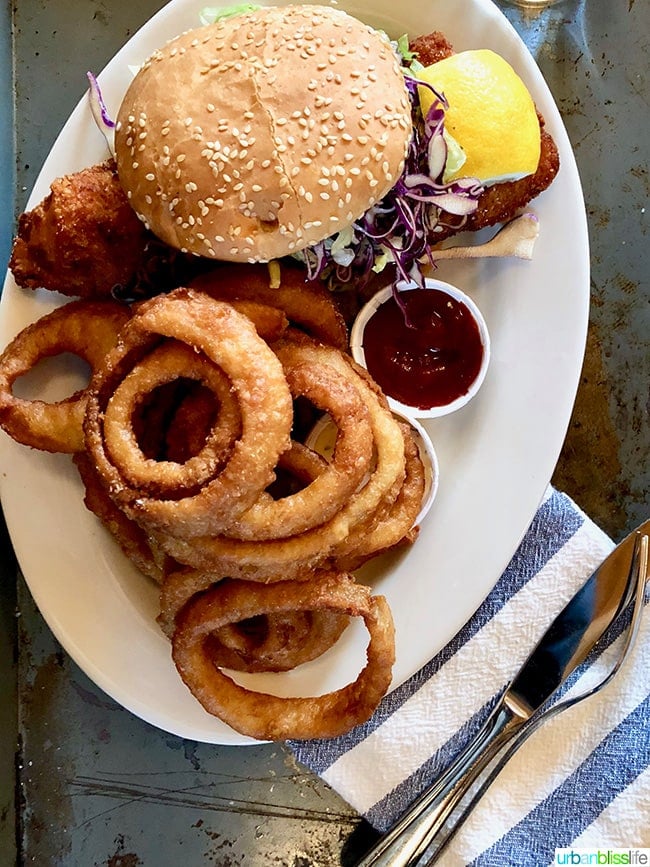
[{"left": 289, "top": 488, "right": 650, "bottom": 863}]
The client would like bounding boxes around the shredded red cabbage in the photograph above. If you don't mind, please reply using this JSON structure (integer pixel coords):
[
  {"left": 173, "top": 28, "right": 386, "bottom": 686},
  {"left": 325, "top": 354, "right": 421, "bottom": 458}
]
[
  {"left": 87, "top": 71, "right": 116, "bottom": 155},
  {"left": 302, "top": 72, "right": 484, "bottom": 292}
]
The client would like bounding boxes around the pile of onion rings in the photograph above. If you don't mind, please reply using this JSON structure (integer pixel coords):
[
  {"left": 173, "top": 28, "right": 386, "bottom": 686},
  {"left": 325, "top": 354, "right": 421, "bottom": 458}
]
[{"left": 0, "top": 281, "right": 428, "bottom": 740}]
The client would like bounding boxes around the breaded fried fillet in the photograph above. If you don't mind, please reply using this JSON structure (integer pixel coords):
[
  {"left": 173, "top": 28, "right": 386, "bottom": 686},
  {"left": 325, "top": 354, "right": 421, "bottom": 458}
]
[
  {"left": 459, "top": 122, "right": 559, "bottom": 233},
  {"left": 9, "top": 160, "right": 149, "bottom": 298},
  {"left": 409, "top": 31, "right": 560, "bottom": 236}
]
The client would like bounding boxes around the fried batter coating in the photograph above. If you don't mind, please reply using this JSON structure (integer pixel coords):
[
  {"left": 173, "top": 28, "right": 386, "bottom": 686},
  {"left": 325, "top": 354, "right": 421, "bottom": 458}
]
[
  {"left": 460, "top": 123, "right": 559, "bottom": 233},
  {"left": 409, "top": 32, "right": 560, "bottom": 237},
  {"left": 9, "top": 160, "right": 149, "bottom": 299},
  {"left": 409, "top": 30, "right": 456, "bottom": 66}
]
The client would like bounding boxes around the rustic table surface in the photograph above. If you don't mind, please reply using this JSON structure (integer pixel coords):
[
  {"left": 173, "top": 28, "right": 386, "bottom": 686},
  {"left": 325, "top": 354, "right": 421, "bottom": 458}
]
[{"left": 1, "top": 0, "right": 648, "bottom": 864}]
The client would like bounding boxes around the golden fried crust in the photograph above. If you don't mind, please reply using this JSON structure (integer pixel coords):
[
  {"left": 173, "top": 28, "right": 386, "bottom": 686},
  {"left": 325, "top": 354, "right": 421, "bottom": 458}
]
[
  {"left": 9, "top": 160, "right": 149, "bottom": 298},
  {"left": 409, "top": 34, "right": 561, "bottom": 237},
  {"left": 458, "top": 123, "right": 560, "bottom": 234},
  {"left": 408, "top": 31, "right": 455, "bottom": 66}
]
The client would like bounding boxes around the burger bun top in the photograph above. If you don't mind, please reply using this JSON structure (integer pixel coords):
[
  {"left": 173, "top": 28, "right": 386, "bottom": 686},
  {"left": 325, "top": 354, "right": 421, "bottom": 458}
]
[{"left": 115, "top": 4, "right": 413, "bottom": 263}]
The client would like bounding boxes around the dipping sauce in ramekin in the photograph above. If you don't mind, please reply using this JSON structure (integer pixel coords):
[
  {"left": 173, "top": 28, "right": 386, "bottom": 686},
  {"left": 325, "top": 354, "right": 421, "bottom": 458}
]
[{"left": 351, "top": 278, "right": 490, "bottom": 419}]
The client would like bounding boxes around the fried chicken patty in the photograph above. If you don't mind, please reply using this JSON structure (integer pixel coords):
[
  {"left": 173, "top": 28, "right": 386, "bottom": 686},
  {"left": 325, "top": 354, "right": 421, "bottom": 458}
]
[
  {"left": 409, "top": 31, "right": 560, "bottom": 237},
  {"left": 9, "top": 160, "right": 149, "bottom": 299}
]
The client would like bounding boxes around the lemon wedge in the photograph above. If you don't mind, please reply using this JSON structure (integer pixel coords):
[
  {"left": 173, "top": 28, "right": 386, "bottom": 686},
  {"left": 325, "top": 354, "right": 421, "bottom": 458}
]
[{"left": 418, "top": 49, "right": 541, "bottom": 185}]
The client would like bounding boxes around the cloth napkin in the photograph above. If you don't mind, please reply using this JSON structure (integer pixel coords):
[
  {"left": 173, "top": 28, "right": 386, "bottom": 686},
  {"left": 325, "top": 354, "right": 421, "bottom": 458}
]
[{"left": 289, "top": 488, "right": 650, "bottom": 864}]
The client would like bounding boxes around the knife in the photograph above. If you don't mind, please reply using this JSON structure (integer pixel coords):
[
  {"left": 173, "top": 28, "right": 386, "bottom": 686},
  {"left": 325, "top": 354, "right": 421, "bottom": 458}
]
[{"left": 357, "top": 518, "right": 650, "bottom": 867}]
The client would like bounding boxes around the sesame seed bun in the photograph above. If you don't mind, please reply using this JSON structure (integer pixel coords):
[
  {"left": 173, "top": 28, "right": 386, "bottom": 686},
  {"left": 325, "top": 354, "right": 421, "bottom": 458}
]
[{"left": 114, "top": 5, "right": 412, "bottom": 263}]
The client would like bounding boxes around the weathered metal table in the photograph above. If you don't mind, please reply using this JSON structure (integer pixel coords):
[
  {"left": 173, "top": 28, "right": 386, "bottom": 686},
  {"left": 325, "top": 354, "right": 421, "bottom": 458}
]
[{"left": 1, "top": 0, "right": 648, "bottom": 863}]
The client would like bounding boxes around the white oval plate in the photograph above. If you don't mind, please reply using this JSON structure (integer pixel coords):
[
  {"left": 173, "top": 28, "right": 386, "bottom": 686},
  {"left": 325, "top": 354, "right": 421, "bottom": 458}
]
[{"left": 0, "top": 0, "right": 589, "bottom": 745}]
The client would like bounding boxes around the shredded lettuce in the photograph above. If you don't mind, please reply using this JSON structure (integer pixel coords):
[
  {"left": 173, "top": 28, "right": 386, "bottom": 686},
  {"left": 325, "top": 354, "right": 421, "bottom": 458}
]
[
  {"left": 200, "top": 3, "right": 260, "bottom": 25},
  {"left": 442, "top": 130, "right": 467, "bottom": 183},
  {"left": 394, "top": 34, "right": 425, "bottom": 74},
  {"left": 396, "top": 34, "right": 418, "bottom": 64}
]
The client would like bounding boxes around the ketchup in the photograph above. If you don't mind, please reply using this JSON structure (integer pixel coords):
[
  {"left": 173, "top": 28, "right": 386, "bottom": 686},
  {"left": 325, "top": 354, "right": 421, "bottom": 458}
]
[{"left": 362, "top": 288, "right": 485, "bottom": 410}]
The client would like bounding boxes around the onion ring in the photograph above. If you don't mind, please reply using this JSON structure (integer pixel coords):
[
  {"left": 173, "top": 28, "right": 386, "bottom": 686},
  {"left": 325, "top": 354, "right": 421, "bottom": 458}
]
[
  {"left": 155, "top": 338, "right": 406, "bottom": 579},
  {"left": 73, "top": 452, "right": 174, "bottom": 584},
  {"left": 158, "top": 570, "right": 348, "bottom": 672},
  {"left": 226, "top": 300, "right": 288, "bottom": 342},
  {"left": 0, "top": 299, "right": 130, "bottom": 452},
  {"left": 205, "top": 608, "right": 350, "bottom": 673},
  {"left": 84, "top": 289, "right": 293, "bottom": 538},
  {"left": 163, "top": 382, "right": 220, "bottom": 465},
  {"left": 225, "top": 359, "right": 374, "bottom": 540},
  {"left": 274, "top": 440, "right": 328, "bottom": 489},
  {"left": 171, "top": 573, "right": 395, "bottom": 740},
  {"left": 190, "top": 263, "right": 348, "bottom": 350},
  {"left": 330, "top": 422, "right": 426, "bottom": 570},
  {"left": 102, "top": 340, "right": 241, "bottom": 497}
]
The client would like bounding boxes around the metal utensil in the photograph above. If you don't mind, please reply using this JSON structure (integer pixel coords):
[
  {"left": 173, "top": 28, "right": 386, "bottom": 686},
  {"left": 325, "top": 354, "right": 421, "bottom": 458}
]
[{"left": 357, "top": 520, "right": 650, "bottom": 867}]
